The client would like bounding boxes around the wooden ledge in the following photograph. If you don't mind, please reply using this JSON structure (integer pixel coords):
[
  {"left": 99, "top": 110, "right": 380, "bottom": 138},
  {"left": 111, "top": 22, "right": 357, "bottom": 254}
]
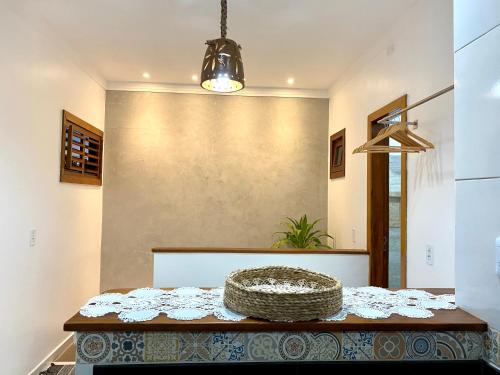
[
  {"left": 151, "top": 247, "right": 369, "bottom": 255},
  {"left": 64, "top": 288, "right": 486, "bottom": 332}
]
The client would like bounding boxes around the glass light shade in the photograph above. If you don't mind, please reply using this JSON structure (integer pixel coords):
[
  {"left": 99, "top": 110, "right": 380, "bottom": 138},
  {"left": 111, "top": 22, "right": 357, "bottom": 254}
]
[{"left": 200, "top": 38, "right": 244, "bottom": 93}]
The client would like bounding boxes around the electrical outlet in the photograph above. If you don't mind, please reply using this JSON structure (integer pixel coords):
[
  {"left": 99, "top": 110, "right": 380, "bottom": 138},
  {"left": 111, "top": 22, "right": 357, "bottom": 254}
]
[
  {"left": 426, "top": 245, "right": 433, "bottom": 265},
  {"left": 29, "top": 229, "right": 37, "bottom": 247}
]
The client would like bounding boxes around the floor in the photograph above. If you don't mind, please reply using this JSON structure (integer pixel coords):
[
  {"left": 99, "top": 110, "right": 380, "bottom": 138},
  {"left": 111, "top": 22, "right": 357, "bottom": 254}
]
[
  {"left": 57, "top": 344, "right": 76, "bottom": 362},
  {"left": 39, "top": 345, "right": 76, "bottom": 375},
  {"left": 41, "top": 364, "right": 74, "bottom": 375}
]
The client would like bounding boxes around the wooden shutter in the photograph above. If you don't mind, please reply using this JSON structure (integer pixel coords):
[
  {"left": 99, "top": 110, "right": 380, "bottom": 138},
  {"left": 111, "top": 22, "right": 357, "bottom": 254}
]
[{"left": 60, "top": 110, "right": 103, "bottom": 185}]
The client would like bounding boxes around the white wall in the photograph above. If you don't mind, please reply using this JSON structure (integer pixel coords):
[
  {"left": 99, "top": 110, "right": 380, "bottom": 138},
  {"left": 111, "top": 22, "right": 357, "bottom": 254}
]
[
  {"left": 328, "top": 0, "right": 454, "bottom": 287},
  {"left": 0, "top": 6, "right": 105, "bottom": 375},
  {"left": 454, "top": 0, "right": 500, "bottom": 330},
  {"left": 153, "top": 253, "right": 369, "bottom": 288}
]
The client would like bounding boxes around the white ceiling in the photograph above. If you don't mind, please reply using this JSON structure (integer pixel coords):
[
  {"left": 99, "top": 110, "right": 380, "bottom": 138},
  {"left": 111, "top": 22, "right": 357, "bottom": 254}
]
[{"left": 9, "top": 0, "right": 417, "bottom": 90}]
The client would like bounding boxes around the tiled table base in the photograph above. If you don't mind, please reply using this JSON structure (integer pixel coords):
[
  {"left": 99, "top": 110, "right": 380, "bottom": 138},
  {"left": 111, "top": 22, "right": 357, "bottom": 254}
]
[
  {"left": 485, "top": 327, "right": 500, "bottom": 369},
  {"left": 74, "top": 329, "right": 500, "bottom": 375}
]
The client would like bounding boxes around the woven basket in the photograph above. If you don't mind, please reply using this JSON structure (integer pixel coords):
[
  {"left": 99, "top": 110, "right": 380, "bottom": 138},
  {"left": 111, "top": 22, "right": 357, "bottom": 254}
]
[{"left": 223, "top": 266, "right": 342, "bottom": 322}]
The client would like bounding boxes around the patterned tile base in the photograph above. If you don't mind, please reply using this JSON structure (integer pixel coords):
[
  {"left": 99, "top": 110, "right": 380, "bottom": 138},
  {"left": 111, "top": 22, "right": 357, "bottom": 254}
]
[
  {"left": 484, "top": 327, "right": 500, "bottom": 368},
  {"left": 75, "top": 330, "right": 484, "bottom": 365},
  {"left": 144, "top": 332, "right": 179, "bottom": 362}
]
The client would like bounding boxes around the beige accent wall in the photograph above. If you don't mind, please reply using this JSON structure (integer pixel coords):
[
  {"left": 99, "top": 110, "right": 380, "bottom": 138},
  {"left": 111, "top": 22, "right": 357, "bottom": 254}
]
[{"left": 101, "top": 91, "right": 329, "bottom": 290}]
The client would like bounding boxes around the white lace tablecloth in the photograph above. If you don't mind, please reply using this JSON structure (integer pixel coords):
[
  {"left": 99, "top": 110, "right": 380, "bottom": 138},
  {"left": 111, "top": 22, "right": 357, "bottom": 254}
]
[{"left": 79, "top": 286, "right": 455, "bottom": 323}]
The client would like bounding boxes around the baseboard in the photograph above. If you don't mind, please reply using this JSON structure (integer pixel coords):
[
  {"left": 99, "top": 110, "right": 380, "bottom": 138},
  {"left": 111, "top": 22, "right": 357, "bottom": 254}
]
[{"left": 27, "top": 334, "right": 74, "bottom": 375}]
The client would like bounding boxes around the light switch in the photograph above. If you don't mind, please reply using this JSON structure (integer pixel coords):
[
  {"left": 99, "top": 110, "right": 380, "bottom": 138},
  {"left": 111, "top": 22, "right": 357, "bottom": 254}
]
[
  {"left": 29, "top": 229, "right": 37, "bottom": 247},
  {"left": 426, "top": 245, "right": 434, "bottom": 265}
]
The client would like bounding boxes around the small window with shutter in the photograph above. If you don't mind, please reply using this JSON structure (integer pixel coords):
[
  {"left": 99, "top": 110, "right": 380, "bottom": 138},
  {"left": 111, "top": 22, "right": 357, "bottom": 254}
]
[{"left": 60, "top": 110, "right": 103, "bottom": 185}]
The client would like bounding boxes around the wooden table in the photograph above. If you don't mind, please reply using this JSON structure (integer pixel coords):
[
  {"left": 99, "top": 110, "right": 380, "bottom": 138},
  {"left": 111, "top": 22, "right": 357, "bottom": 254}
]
[{"left": 65, "top": 288, "right": 487, "bottom": 375}]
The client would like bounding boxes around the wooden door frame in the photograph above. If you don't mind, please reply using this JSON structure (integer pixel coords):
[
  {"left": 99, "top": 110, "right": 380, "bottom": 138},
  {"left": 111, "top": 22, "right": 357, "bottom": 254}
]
[{"left": 367, "top": 95, "right": 407, "bottom": 288}]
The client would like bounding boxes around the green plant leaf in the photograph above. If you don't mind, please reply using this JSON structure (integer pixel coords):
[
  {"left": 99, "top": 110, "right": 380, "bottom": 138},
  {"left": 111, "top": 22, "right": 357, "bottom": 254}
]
[{"left": 270, "top": 214, "right": 333, "bottom": 249}]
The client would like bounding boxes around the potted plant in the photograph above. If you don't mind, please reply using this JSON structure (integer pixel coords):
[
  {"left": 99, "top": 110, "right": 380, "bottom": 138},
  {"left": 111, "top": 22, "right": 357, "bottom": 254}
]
[{"left": 271, "top": 214, "right": 333, "bottom": 249}]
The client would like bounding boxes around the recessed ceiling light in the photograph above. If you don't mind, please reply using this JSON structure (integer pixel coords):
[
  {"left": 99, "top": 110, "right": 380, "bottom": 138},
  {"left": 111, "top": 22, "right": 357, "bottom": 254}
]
[
  {"left": 191, "top": 74, "right": 198, "bottom": 81},
  {"left": 142, "top": 72, "right": 151, "bottom": 79},
  {"left": 287, "top": 77, "right": 295, "bottom": 85}
]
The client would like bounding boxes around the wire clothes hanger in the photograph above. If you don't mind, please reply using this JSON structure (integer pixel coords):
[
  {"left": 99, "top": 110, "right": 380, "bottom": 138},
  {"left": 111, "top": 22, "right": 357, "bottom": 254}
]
[{"left": 352, "top": 85, "right": 453, "bottom": 154}]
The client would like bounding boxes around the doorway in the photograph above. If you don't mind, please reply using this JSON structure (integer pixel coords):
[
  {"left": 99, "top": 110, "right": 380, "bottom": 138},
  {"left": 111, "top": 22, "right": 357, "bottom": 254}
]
[{"left": 367, "top": 95, "right": 407, "bottom": 288}]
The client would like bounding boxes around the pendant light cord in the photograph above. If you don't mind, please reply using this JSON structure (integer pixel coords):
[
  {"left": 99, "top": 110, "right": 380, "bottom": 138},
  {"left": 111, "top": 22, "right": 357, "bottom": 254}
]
[{"left": 220, "top": 0, "right": 227, "bottom": 38}]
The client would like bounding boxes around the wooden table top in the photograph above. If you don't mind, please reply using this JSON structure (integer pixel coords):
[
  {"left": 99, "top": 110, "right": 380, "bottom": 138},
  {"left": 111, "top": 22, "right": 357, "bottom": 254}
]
[{"left": 64, "top": 288, "right": 486, "bottom": 332}]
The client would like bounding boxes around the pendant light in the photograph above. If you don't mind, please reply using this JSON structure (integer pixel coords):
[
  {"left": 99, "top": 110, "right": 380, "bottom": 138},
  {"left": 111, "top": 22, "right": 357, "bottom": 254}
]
[{"left": 200, "top": 0, "right": 245, "bottom": 93}]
